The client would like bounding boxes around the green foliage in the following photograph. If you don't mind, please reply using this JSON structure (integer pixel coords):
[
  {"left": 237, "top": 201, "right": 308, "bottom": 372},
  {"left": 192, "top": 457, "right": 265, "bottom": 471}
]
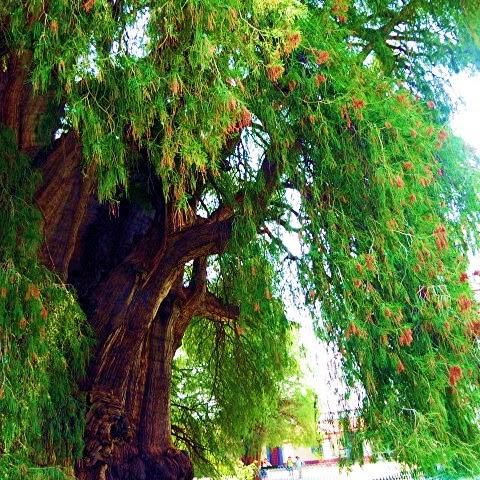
[
  {"left": 173, "top": 319, "right": 318, "bottom": 476},
  {"left": 1, "top": 0, "right": 480, "bottom": 476},
  {"left": 172, "top": 308, "right": 293, "bottom": 474},
  {"left": 0, "top": 128, "right": 92, "bottom": 478},
  {"left": 286, "top": 34, "right": 480, "bottom": 474},
  {"left": 172, "top": 249, "right": 317, "bottom": 475},
  {"left": 218, "top": 461, "right": 257, "bottom": 480},
  {"left": 321, "top": 0, "right": 480, "bottom": 119},
  {"left": 0, "top": 0, "right": 309, "bottom": 202},
  {"left": 247, "top": 386, "right": 319, "bottom": 454}
]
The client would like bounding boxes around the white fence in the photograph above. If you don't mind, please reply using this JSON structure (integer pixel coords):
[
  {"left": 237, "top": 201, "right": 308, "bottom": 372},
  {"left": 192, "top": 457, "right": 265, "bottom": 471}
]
[{"left": 265, "top": 463, "right": 410, "bottom": 480}]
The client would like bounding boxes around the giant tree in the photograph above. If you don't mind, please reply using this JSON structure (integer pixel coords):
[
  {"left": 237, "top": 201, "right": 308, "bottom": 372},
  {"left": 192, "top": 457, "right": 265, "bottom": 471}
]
[{"left": 1, "top": 1, "right": 480, "bottom": 479}]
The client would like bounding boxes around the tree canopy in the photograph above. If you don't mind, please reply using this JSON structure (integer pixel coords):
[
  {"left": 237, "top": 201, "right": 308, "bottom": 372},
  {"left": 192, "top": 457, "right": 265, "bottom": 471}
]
[{"left": 0, "top": 0, "right": 480, "bottom": 478}]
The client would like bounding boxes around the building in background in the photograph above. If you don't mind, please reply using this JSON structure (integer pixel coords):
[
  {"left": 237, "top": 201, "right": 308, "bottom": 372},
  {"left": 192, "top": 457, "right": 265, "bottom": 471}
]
[{"left": 265, "top": 409, "right": 372, "bottom": 467}]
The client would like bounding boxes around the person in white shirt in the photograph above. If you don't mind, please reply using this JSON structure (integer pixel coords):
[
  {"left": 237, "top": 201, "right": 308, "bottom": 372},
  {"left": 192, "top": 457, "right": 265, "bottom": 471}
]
[{"left": 295, "top": 456, "right": 303, "bottom": 479}]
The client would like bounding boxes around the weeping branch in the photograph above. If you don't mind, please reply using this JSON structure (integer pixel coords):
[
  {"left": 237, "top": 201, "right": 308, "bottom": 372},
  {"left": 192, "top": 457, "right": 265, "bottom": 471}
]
[
  {"left": 171, "top": 425, "right": 210, "bottom": 465},
  {"left": 359, "top": 0, "right": 423, "bottom": 61},
  {"left": 259, "top": 226, "right": 299, "bottom": 261}
]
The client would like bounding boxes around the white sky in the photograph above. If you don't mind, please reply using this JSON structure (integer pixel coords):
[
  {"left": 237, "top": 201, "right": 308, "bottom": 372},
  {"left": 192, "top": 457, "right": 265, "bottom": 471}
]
[
  {"left": 450, "top": 72, "right": 480, "bottom": 295},
  {"left": 449, "top": 71, "right": 480, "bottom": 155}
]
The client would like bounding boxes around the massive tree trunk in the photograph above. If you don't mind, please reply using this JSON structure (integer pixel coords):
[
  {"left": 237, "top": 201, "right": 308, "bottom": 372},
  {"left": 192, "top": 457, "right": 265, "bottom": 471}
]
[{"left": 0, "top": 51, "right": 240, "bottom": 479}]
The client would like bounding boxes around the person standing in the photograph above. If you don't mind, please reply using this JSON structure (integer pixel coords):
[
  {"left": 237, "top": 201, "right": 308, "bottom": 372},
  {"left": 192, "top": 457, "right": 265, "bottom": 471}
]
[
  {"left": 259, "top": 466, "right": 268, "bottom": 480},
  {"left": 259, "top": 458, "right": 271, "bottom": 480},
  {"left": 295, "top": 456, "right": 303, "bottom": 479},
  {"left": 286, "top": 456, "right": 294, "bottom": 479}
]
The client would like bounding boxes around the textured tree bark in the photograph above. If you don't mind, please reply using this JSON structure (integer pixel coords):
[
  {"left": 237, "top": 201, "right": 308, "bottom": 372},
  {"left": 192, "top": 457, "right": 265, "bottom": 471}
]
[
  {"left": 32, "top": 132, "right": 239, "bottom": 478},
  {"left": 0, "top": 48, "right": 240, "bottom": 479},
  {"left": 40, "top": 161, "right": 200, "bottom": 479}
]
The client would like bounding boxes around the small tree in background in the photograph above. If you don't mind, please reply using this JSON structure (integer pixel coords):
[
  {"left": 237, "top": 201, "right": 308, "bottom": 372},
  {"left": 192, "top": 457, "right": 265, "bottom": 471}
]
[
  {"left": 0, "top": 1, "right": 479, "bottom": 478},
  {"left": 171, "top": 320, "right": 318, "bottom": 475}
]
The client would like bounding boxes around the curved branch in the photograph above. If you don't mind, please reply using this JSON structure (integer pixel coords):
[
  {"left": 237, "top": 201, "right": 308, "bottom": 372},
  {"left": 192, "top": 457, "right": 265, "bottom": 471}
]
[
  {"left": 171, "top": 425, "right": 210, "bottom": 463},
  {"left": 196, "top": 292, "right": 240, "bottom": 324}
]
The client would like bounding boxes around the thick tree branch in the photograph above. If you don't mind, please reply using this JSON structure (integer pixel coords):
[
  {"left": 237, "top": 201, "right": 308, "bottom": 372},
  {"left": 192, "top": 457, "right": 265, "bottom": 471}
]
[
  {"left": 171, "top": 256, "right": 208, "bottom": 336},
  {"left": 196, "top": 292, "right": 239, "bottom": 324},
  {"left": 186, "top": 256, "right": 207, "bottom": 303},
  {"left": 35, "top": 130, "right": 96, "bottom": 279}
]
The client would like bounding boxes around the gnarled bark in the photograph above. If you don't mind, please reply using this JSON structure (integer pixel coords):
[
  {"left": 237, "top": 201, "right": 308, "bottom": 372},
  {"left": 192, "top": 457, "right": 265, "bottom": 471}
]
[
  {"left": 0, "top": 45, "right": 244, "bottom": 479},
  {"left": 33, "top": 133, "right": 237, "bottom": 479}
]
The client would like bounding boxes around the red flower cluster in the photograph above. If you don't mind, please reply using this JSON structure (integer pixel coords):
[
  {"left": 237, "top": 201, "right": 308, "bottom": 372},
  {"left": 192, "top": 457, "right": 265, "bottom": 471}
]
[
  {"left": 345, "top": 323, "right": 360, "bottom": 338},
  {"left": 448, "top": 365, "right": 463, "bottom": 387},
  {"left": 332, "top": 0, "right": 349, "bottom": 14},
  {"left": 267, "top": 65, "right": 284, "bottom": 82},
  {"left": 399, "top": 328, "right": 413, "bottom": 347},
  {"left": 394, "top": 175, "right": 405, "bottom": 188},
  {"left": 83, "top": 0, "right": 96, "bottom": 12},
  {"left": 18, "top": 317, "right": 28, "bottom": 329},
  {"left": 284, "top": 32, "right": 302, "bottom": 55},
  {"left": 457, "top": 295, "right": 473, "bottom": 313},
  {"left": 419, "top": 176, "right": 432, "bottom": 187},
  {"left": 227, "top": 108, "right": 252, "bottom": 134},
  {"left": 315, "top": 50, "right": 330, "bottom": 65},
  {"left": 332, "top": 1, "right": 349, "bottom": 22},
  {"left": 170, "top": 79, "right": 182, "bottom": 95},
  {"left": 25, "top": 283, "right": 41, "bottom": 300},
  {"left": 468, "top": 321, "right": 480, "bottom": 336},
  {"left": 396, "top": 94, "right": 410, "bottom": 105},
  {"left": 433, "top": 224, "right": 448, "bottom": 250},
  {"left": 387, "top": 219, "right": 398, "bottom": 230},
  {"left": 384, "top": 307, "right": 393, "bottom": 318},
  {"left": 438, "top": 129, "right": 448, "bottom": 141},
  {"left": 315, "top": 74, "right": 327, "bottom": 86},
  {"left": 459, "top": 272, "right": 469, "bottom": 282},
  {"left": 235, "top": 325, "right": 246, "bottom": 336},
  {"left": 365, "top": 254, "right": 376, "bottom": 272},
  {"left": 352, "top": 98, "right": 365, "bottom": 109}
]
